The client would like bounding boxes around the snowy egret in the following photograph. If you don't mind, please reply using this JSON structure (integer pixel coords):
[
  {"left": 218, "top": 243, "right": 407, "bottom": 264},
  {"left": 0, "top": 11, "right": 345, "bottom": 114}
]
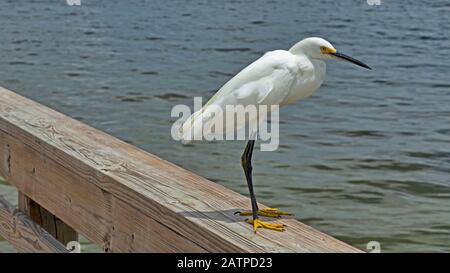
[{"left": 180, "top": 37, "right": 370, "bottom": 233}]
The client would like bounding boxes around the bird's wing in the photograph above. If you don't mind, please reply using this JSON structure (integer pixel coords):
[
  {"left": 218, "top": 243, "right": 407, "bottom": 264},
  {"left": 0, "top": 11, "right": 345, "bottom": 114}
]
[
  {"left": 180, "top": 50, "right": 301, "bottom": 142},
  {"left": 205, "top": 50, "right": 298, "bottom": 107}
]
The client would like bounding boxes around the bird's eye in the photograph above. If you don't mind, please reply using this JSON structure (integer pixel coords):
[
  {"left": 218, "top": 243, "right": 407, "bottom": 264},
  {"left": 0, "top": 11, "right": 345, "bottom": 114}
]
[{"left": 320, "top": 46, "right": 326, "bottom": 51}]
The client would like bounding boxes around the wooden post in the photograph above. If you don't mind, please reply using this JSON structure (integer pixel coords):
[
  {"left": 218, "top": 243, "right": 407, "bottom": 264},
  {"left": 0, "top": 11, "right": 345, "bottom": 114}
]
[
  {"left": 18, "top": 192, "right": 78, "bottom": 247},
  {"left": 0, "top": 194, "right": 69, "bottom": 252}
]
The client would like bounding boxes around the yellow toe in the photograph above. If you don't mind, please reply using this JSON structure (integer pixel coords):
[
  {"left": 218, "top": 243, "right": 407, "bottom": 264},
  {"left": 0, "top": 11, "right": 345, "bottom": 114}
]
[
  {"left": 236, "top": 208, "right": 293, "bottom": 218},
  {"left": 248, "top": 219, "right": 285, "bottom": 233},
  {"left": 258, "top": 208, "right": 293, "bottom": 218}
]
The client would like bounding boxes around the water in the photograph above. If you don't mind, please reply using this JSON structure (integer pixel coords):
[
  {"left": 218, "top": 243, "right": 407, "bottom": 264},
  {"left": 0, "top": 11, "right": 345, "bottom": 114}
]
[{"left": 0, "top": 0, "right": 449, "bottom": 252}]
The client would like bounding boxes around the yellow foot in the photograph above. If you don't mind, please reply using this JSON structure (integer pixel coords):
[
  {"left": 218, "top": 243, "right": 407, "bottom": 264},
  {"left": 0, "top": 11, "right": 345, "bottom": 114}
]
[
  {"left": 248, "top": 219, "right": 285, "bottom": 233},
  {"left": 237, "top": 208, "right": 293, "bottom": 218}
]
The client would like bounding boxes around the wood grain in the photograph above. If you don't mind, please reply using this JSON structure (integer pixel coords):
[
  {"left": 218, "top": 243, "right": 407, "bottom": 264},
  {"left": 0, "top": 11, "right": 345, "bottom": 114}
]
[
  {"left": 0, "top": 194, "right": 68, "bottom": 253},
  {"left": 0, "top": 86, "right": 362, "bottom": 252},
  {"left": 18, "top": 193, "right": 78, "bottom": 246}
]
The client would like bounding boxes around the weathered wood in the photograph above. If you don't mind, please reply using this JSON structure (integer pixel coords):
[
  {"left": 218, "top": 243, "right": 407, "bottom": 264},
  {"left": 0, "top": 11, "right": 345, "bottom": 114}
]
[
  {"left": 18, "top": 193, "right": 78, "bottom": 246},
  {"left": 0, "top": 86, "right": 362, "bottom": 252},
  {"left": 0, "top": 194, "right": 68, "bottom": 253},
  {"left": 0, "top": 131, "right": 205, "bottom": 252}
]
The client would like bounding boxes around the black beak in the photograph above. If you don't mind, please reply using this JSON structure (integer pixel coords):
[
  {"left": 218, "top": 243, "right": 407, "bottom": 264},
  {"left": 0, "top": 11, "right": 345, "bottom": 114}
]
[{"left": 331, "top": 52, "right": 371, "bottom": 70}]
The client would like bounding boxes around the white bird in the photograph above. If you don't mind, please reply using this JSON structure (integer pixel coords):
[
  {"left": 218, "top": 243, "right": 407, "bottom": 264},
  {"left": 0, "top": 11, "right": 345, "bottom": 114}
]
[{"left": 180, "top": 37, "right": 371, "bottom": 233}]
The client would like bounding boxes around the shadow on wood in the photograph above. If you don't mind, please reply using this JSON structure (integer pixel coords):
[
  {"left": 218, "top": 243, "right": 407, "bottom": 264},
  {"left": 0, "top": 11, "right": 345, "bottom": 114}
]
[
  {"left": 19, "top": 193, "right": 78, "bottom": 246},
  {"left": 0, "top": 194, "right": 68, "bottom": 253}
]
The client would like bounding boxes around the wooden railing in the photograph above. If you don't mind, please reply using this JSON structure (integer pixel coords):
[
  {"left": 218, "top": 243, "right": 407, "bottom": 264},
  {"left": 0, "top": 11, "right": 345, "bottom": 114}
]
[{"left": 0, "top": 86, "right": 361, "bottom": 253}]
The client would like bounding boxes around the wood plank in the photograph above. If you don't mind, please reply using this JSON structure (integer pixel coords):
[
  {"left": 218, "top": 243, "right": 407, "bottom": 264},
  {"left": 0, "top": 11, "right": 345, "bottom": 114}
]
[
  {"left": 0, "top": 86, "right": 362, "bottom": 252},
  {"left": 18, "top": 193, "right": 78, "bottom": 246},
  {"left": 0, "top": 194, "right": 68, "bottom": 253},
  {"left": 0, "top": 130, "right": 205, "bottom": 252}
]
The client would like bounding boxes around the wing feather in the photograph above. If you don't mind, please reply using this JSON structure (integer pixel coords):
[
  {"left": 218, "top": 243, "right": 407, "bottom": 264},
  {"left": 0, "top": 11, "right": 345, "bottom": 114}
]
[{"left": 180, "top": 50, "right": 299, "bottom": 142}]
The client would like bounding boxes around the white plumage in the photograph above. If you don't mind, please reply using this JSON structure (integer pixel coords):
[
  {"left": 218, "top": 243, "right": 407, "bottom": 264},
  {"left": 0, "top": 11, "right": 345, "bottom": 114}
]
[{"left": 180, "top": 37, "right": 369, "bottom": 142}]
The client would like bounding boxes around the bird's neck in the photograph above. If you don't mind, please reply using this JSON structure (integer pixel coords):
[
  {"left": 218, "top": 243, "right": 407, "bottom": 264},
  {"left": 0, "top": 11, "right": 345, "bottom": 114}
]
[{"left": 288, "top": 43, "right": 306, "bottom": 56}]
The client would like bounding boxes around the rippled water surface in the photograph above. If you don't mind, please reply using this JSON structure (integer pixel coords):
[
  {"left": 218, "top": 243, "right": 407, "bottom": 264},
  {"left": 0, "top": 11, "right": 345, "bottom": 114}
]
[{"left": 1, "top": 0, "right": 449, "bottom": 252}]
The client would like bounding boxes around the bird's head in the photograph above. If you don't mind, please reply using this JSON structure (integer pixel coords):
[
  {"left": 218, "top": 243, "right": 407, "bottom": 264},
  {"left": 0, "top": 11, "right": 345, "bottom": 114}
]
[{"left": 289, "top": 37, "right": 371, "bottom": 70}]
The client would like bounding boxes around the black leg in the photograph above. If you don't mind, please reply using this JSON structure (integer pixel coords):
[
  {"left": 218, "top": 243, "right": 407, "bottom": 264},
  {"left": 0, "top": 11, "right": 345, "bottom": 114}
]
[{"left": 241, "top": 140, "right": 259, "bottom": 221}]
